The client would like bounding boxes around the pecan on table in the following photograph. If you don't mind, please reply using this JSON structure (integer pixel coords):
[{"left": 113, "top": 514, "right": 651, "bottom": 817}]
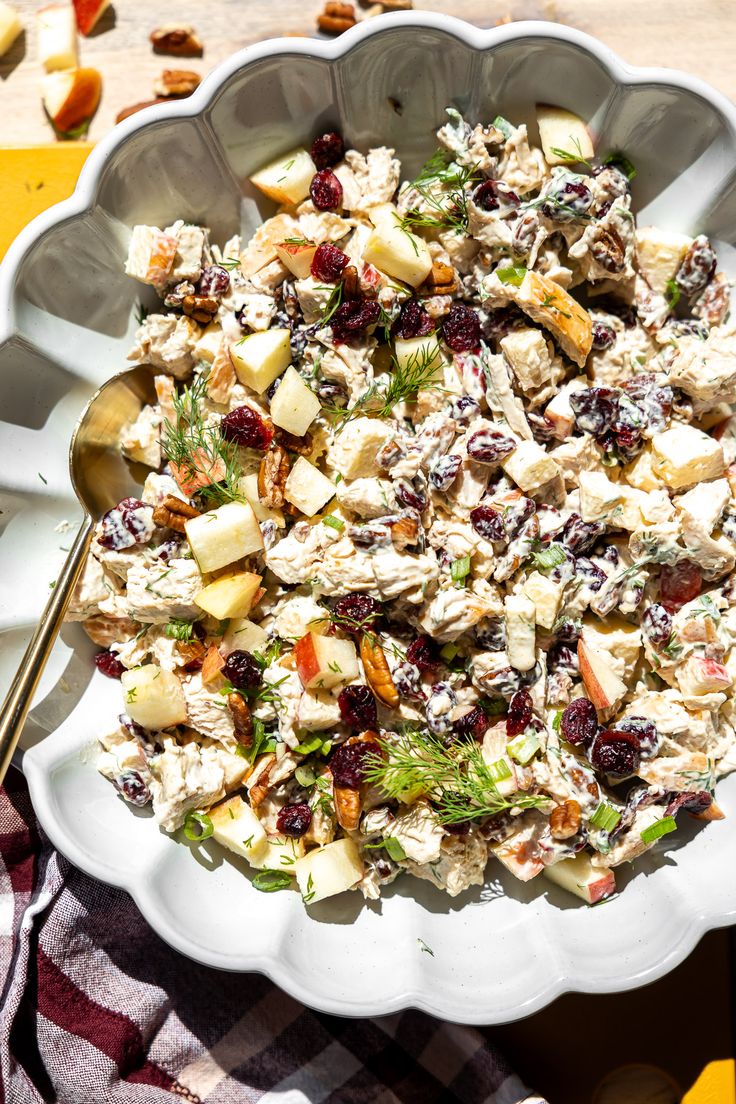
[
  {"left": 317, "top": 2, "right": 357, "bottom": 34},
  {"left": 150, "top": 24, "right": 203, "bottom": 56},
  {"left": 153, "top": 69, "right": 201, "bottom": 98}
]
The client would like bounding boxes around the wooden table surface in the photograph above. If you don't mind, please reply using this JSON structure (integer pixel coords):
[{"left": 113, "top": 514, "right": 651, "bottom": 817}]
[{"left": 1, "top": 0, "right": 736, "bottom": 143}]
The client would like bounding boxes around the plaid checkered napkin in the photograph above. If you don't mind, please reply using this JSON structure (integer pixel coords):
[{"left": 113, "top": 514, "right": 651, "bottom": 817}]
[{"left": 1, "top": 772, "right": 547, "bottom": 1104}]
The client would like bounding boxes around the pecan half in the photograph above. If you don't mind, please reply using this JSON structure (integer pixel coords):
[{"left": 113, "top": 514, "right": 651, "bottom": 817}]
[
  {"left": 247, "top": 753, "right": 277, "bottom": 807},
  {"left": 82, "top": 615, "right": 139, "bottom": 648},
  {"left": 152, "top": 494, "right": 201, "bottom": 533},
  {"left": 418, "top": 260, "right": 458, "bottom": 297},
  {"left": 181, "top": 293, "right": 218, "bottom": 324},
  {"left": 317, "top": 2, "right": 357, "bottom": 34},
  {"left": 201, "top": 644, "right": 225, "bottom": 684},
  {"left": 228, "top": 692, "right": 254, "bottom": 747},
  {"left": 258, "top": 445, "right": 290, "bottom": 509},
  {"left": 150, "top": 24, "right": 203, "bottom": 56},
  {"left": 116, "top": 99, "right": 169, "bottom": 123},
  {"left": 360, "top": 636, "right": 399, "bottom": 709},
  {"left": 341, "top": 264, "right": 360, "bottom": 299},
  {"left": 590, "top": 228, "right": 625, "bottom": 274},
  {"left": 549, "top": 799, "right": 582, "bottom": 840},
  {"left": 334, "top": 785, "right": 361, "bottom": 830},
  {"left": 274, "top": 427, "right": 313, "bottom": 456},
  {"left": 389, "top": 514, "right": 419, "bottom": 551},
  {"left": 153, "top": 69, "right": 201, "bottom": 97},
  {"left": 694, "top": 272, "right": 730, "bottom": 327},
  {"left": 173, "top": 639, "right": 205, "bottom": 672}
]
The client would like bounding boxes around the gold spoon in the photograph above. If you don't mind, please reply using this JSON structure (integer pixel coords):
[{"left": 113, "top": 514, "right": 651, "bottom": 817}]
[{"left": 0, "top": 366, "right": 157, "bottom": 783}]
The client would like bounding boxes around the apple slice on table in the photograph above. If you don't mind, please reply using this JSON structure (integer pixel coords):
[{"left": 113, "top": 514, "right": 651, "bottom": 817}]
[
  {"left": 284, "top": 456, "right": 336, "bottom": 516},
  {"left": 120, "top": 665, "right": 188, "bottom": 730},
  {"left": 536, "top": 104, "right": 594, "bottom": 166},
  {"left": 294, "top": 631, "right": 359, "bottom": 690},
  {"left": 184, "top": 500, "right": 263, "bottom": 573},
  {"left": 230, "top": 328, "right": 291, "bottom": 394},
  {"left": 37, "top": 3, "right": 77, "bottom": 70},
  {"left": 194, "top": 572, "right": 263, "bottom": 620},
  {"left": 209, "top": 796, "right": 268, "bottom": 864},
  {"left": 577, "top": 638, "right": 627, "bottom": 714},
  {"left": 42, "top": 68, "right": 102, "bottom": 136},
  {"left": 543, "top": 852, "right": 616, "bottom": 904},
  {"left": 294, "top": 838, "right": 363, "bottom": 904},
  {"left": 269, "top": 366, "right": 321, "bottom": 437},
  {"left": 72, "top": 0, "right": 109, "bottom": 34},
  {"left": 0, "top": 2, "right": 22, "bottom": 56},
  {"left": 275, "top": 240, "right": 318, "bottom": 280},
  {"left": 250, "top": 147, "right": 317, "bottom": 206},
  {"left": 364, "top": 203, "right": 433, "bottom": 288}
]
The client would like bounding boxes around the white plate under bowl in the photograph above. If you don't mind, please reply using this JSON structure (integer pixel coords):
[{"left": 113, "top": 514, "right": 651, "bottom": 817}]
[{"left": 4, "top": 14, "right": 736, "bottom": 1023}]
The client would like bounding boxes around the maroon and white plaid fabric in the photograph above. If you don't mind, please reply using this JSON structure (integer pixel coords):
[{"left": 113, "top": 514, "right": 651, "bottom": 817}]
[{"left": 1, "top": 771, "right": 547, "bottom": 1104}]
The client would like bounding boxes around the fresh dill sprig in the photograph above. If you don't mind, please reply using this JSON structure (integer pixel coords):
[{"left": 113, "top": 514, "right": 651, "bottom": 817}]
[
  {"left": 363, "top": 728, "right": 547, "bottom": 826},
  {"left": 324, "top": 342, "right": 444, "bottom": 432},
  {"left": 314, "top": 282, "right": 344, "bottom": 329},
  {"left": 398, "top": 148, "right": 481, "bottom": 235},
  {"left": 134, "top": 302, "right": 150, "bottom": 326},
  {"left": 549, "top": 135, "right": 591, "bottom": 167},
  {"left": 219, "top": 256, "right": 242, "bottom": 271},
  {"left": 160, "top": 373, "right": 245, "bottom": 507}
]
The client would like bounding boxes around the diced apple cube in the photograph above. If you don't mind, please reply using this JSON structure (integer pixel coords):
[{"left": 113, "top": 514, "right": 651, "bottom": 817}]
[
  {"left": 327, "top": 417, "right": 393, "bottom": 479},
  {"left": 544, "top": 376, "right": 589, "bottom": 439},
  {"left": 72, "top": 0, "right": 109, "bottom": 35},
  {"left": 676, "top": 655, "right": 733, "bottom": 698},
  {"left": 275, "top": 240, "right": 318, "bottom": 280},
  {"left": 501, "top": 439, "right": 561, "bottom": 495},
  {"left": 294, "top": 631, "right": 359, "bottom": 690},
  {"left": 651, "top": 424, "right": 725, "bottom": 491},
  {"left": 248, "top": 834, "right": 305, "bottom": 871},
  {"left": 504, "top": 594, "right": 536, "bottom": 672},
  {"left": 393, "top": 333, "right": 443, "bottom": 377},
  {"left": 0, "top": 1, "right": 22, "bottom": 56},
  {"left": 543, "top": 852, "right": 616, "bottom": 904},
  {"left": 194, "top": 572, "right": 262, "bottom": 620},
  {"left": 125, "top": 225, "right": 178, "bottom": 289},
  {"left": 222, "top": 617, "right": 269, "bottom": 655},
  {"left": 294, "top": 838, "right": 363, "bottom": 904},
  {"left": 635, "top": 226, "right": 693, "bottom": 295},
  {"left": 250, "top": 147, "right": 317, "bottom": 206},
  {"left": 536, "top": 103, "right": 594, "bottom": 166},
  {"left": 121, "top": 664, "right": 188, "bottom": 730},
  {"left": 192, "top": 323, "right": 223, "bottom": 364},
  {"left": 230, "top": 328, "right": 291, "bottom": 394},
  {"left": 577, "top": 638, "right": 627, "bottom": 714},
  {"left": 284, "top": 456, "right": 336, "bottom": 516},
  {"left": 364, "top": 203, "right": 433, "bottom": 287},
  {"left": 238, "top": 471, "right": 285, "bottom": 527},
  {"left": 184, "top": 501, "right": 263, "bottom": 573},
  {"left": 209, "top": 796, "right": 268, "bottom": 864},
  {"left": 37, "top": 3, "right": 77, "bottom": 71},
  {"left": 270, "top": 365, "right": 321, "bottom": 436},
  {"left": 523, "top": 572, "right": 563, "bottom": 630}
]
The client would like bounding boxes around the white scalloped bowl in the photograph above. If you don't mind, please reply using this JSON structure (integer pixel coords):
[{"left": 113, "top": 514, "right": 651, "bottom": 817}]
[{"left": 4, "top": 13, "right": 736, "bottom": 1024}]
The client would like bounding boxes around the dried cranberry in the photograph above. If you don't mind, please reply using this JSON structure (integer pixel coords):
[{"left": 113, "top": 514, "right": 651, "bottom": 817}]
[
  {"left": 470, "top": 505, "right": 505, "bottom": 541},
  {"left": 554, "top": 619, "right": 582, "bottom": 644},
  {"left": 659, "top": 560, "right": 702, "bottom": 612},
  {"left": 541, "top": 175, "right": 593, "bottom": 221},
  {"left": 426, "top": 682, "right": 458, "bottom": 734},
  {"left": 394, "top": 299, "right": 435, "bottom": 340},
  {"left": 221, "top": 405, "right": 274, "bottom": 450},
  {"left": 429, "top": 454, "right": 462, "bottom": 491},
  {"left": 570, "top": 387, "right": 618, "bottom": 437},
  {"left": 642, "top": 603, "right": 673, "bottom": 649},
  {"left": 442, "top": 304, "right": 481, "bottom": 353},
  {"left": 675, "top": 235, "right": 717, "bottom": 298},
  {"left": 473, "top": 179, "right": 520, "bottom": 211},
  {"left": 575, "top": 557, "right": 607, "bottom": 592},
  {"left": 94, "top": 650, "right": 125, "bottom": 679},
  {"left": 394, "top": 478, "right": 427, "bottom": 512},
  {"left": 333, "top": 593, "right": 382, "bottom": 634},
  {"left": 561, "top": 514, "right": 607, "bottom": 555},
  {"left": 547, "top": 643, "right": 578, "bottom": 676},
  {"left": 560, "top": 698, "right": 598, "bottom": 747},
  {"left": 223, "top": 650, "right": 262, "bottom": 691},
  {"left": 444, "top": 821, "right": 471, "bottom": 836},
  {"left": 113, "top": 769, "right": 150, "bottom": 807},
  {"left": 331, "top": 299, "right": 381, "bottom": 341},
  {"left": 277, "top": 803, "right": 312, "bottom": 838},
  {"left": 197, "top": 265, "right": 230, "bottom": 298},
  {"left": 454, "top": 705, "right": 488, "bottom": 740},
  {"left": 476, "top": 617, "right": 506, "bottom": 650},
  {"left": 338, "top": 684, "right": 378, "bottom": 729},
  {"left": 98, "top": 498, "right": 155, "bottom": 551},
  {"left": 623, "top": 376, "right": 672, "bottom": 434},
  {"left": 614, "top": 717, "right": 659, "bottom": 759},
  {"left": 506, "top": 689, "right": 532, "bottom": 737},
  {"left": 665, "top": 790, "right": 712, "bottom": 818},
  {"left": 467, "top": 429, "right": 516, "bottom": 464},
  {"left": 406, "top": 635, "right": 441, "bottom": 672},
  {"left": 310, "top": 243, "right": 349, "bottom": 283},
  {"left": 329, "top": 741, "right": 377, "bottom": 788},
  {"left": 589, "top": 729, "right": 640, "bottom": 776},
  {"left": 591, "top": 321, "right": 616, "bottom": 350},
  {"left": 311, "top": 130, "right": 344, "bottom": 169},
  {"left": 310, "top": 169, "right": 343, "bottom": 211},
  {"left": 452, "top": 395, "right": 481, "bottom": 423}
]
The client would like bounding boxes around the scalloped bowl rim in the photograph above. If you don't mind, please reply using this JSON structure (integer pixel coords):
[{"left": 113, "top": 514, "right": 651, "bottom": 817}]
[{"left": 7, "top": 12, "right": 736, "bottom": 1022}]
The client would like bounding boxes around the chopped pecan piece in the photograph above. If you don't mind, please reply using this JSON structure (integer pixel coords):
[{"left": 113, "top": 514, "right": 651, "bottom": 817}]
[
  {"left": 153, "top": 69, "right": 201, "bottom": 97},
  {"left": 549, "top": 799, "right": 582, "bottom": 840},
  {"left": 341, "top": 264, "right": 360, "bottom": 299},
  {"left": 152, "top": 494, "right": 201, "bottom": 533},
  {"left": 258, "top": 445, "right": 290, "bottom": 509},
  {"left": 116, "top": 99, "right": 169, "bottom": 123},
  {"left": 201, "top": 644, "right": 225, "bottom": 684},
  {"left": 317, "top": 2, "right": 357, "bottom": 34},
  {"left": 418, "top": 260, "right": 458, "bottom": 297},
  {"left": 228, "top": 692, "right": 254, "bottom": 747},
  {"left": 248, "top": 753, "right": 277, "bottom": 806},
  {"left": 176, "top": 639, "right": 206, "bottom": 671},
  {"left": 274, "top": 426, "right": 314, "bottom": 456},
  {"left": 82, "top": 615, "right": 139, "bottom": 648},
  {"left": 360, "top": 636, "right": 399, "bottom": 709},
  {"left": 181, "top": 292, "right": 218, "bottom": 324},
  {"left": 150, "top": 24, "right": 203, "bottom": 56},
  {"left": 334, "top": 785, "right": 361, "bottom": 830},
  {"left": 389, "top": 514, "right": 419, "bottom": 551}
]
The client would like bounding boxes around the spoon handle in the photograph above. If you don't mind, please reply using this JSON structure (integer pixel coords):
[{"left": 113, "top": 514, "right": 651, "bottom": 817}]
[{"left": 0, "top": 516, "right": 94, "bottom": 784}]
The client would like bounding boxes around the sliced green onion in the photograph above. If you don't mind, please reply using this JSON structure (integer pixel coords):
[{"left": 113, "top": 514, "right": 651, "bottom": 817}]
[
  {"left": 450, "top": 555, "right": 471, "bottom": 584},
  {"left": 320, "top": 739, "right": 333, "bottom": 756},
  {"left": 589, "top": 802, "right": 622, "bottom": 833},
  {"left": 664, "top": 279, "right": 680, "bottom": 309},
  {"left": 252, "top": 869, "right": 293, "bottom": 893},
  {"left": 487, "top": 757, "right": 512, "bottom": 783},
  {"left": 164, "top": 618, "right": 194, "bottom": 641},
  {"left": 492, "top": 114, "right": 513, "bottom": 139},
  {"left": 183, "top": 811, "right": 213, "bottom": 841},
  {"left": 383, "top": 836, "right": 407, "bottom": 862},
  {"left": 295, "top": 735, "right": 323, "bottom": 755},
  {"left": 484, "top": 696, "right": 508, "bottom": 717},
  {"left": 507, "top": 732, "right": 541, "bottom": 766},
  {"left": 640, "top": 816, "right": 677, "bottom": 845},
  {"left": 496, "top": 264, "right": 527, "bottom": 287},
  {"left": 552, "top": 710, "right": 563, "bottom": 734},
  {"left": 531, "top": 543, "right": 566, "bottom": 571},
  {"left": 440, "top": 643, "right": 459, "bottom": 662},
  {"left": 603, "top": 151, "right": 636, "bottom": 181},
  {"left": 322, "top": 514, "right": 345, "bottom": 532},
  {"left": 295, "top": 764, "right": 316, "bottom": 788}
]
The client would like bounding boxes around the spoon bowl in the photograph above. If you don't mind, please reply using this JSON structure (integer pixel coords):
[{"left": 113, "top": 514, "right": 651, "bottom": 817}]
[{"left": 0, "top": 365, "right": 157, "bottom": 781}]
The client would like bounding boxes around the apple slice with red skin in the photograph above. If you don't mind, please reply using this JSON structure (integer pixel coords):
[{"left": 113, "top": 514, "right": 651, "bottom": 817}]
[
  {"left": 577, "top": 638, "right": 627, "bottom": 714},
  {"left": 275, "top": 241, "right": 317, "bottom": 281},
  {"left": 42, "top": 67, "right": 102, "bottom": 135},
  {"left": 294, "top": 631, "right": 358, "bottom": 691},
  {"left": 544, "top": 852, "right": 616, "bottom": 904},
  {"left": 72, "top": 0, "right": 110, "bottom": 35}
]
